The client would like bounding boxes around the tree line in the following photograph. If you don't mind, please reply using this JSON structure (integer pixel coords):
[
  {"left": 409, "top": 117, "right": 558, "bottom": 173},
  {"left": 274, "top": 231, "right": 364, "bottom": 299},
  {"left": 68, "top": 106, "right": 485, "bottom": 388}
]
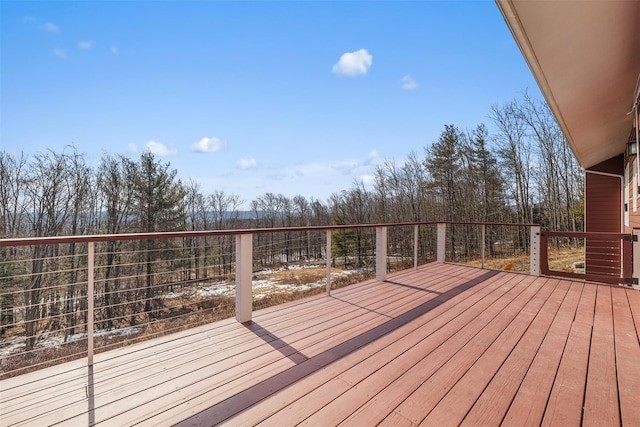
[
  {"left": 0, "top": 93, "right": 582, "bottom": 241},
  {"left": 0, "top": 92, "right": 583, "bottom": 350}
]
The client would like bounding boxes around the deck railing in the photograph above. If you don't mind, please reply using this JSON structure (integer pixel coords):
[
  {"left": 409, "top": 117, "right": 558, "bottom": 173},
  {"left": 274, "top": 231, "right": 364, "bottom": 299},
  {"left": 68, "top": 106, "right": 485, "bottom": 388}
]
[
  {"left": 539, "top": 230, "right": 637, "bottom": 286},
  {"left": 441, "top": 222, "right": 541, "bottom": 273},
  {"left": 0, "top": 221, "right": 542, "bottom": 378}
]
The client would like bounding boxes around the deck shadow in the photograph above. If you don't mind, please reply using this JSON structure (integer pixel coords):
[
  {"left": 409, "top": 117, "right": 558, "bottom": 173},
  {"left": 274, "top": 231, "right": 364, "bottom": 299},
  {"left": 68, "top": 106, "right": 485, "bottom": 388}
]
[
  {"left": 385, "top": 279, "right": 444, "bottom": 294},
  {"left": 176, "top": 269, "right": 500, "bottom": 426},
  {"left": 87, "top": 366, "right": 95, "bottom": 426},
  {"left": 322, "top": 279, "right": 446, "bottom": 323},
  {"left": 243, "top": 322, "right": 309, "bottom": 365}
]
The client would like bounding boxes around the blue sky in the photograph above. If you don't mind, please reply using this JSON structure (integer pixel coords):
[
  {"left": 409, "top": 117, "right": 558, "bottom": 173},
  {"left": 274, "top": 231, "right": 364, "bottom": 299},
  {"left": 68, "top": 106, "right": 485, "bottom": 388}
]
[{"left": 1, "top": 1, "right": 539, "bottom": 208}]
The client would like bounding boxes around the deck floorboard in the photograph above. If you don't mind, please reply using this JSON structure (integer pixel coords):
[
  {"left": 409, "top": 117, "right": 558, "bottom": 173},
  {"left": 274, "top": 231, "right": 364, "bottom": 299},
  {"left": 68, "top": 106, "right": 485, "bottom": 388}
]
[
  {"left": 583, "top": 286, "right": 620, "bottom": 427},
  {"left": 501, "top": 281, "right": 584, "bottom": 427},
  {"left": 2, "top": 263, "right": 639, "bottom": 426}
]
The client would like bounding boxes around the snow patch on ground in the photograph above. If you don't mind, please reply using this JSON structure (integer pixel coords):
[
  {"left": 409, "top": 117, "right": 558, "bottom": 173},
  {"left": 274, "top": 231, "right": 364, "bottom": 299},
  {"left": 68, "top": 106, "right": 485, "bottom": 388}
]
[
  {"left": 1, "top": 264, "right": 369, "bottom": 358},
  {"left": 0, "top": 327, "right": 142, "bottom": 358}
]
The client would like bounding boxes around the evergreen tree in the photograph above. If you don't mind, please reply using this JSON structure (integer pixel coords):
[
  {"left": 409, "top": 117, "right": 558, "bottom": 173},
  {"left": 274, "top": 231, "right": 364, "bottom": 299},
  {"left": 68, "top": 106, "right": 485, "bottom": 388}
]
[
  {"left": 133, "top": 152, "right": 187, "bottom": 318},
  {"left": 469, "top": 124, "right": 504, "bottom": 222},
  {"left": 425, "top": 124, "right": 462, "bottom": 220},
  {"left": 134, "top": 152, "right": 187, "bottom": 234},
  {"left": 425, "top": 124, "right": 464, "bottom": 257}
]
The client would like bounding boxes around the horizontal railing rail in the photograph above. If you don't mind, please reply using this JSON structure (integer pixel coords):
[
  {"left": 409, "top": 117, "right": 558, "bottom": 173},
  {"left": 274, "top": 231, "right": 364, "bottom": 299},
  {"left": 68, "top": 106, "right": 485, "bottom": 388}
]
[
  {"left": 0, "top": 221, "right": 539, "bottom": 247},
  {"left": 539, "top": 230, "right": 634, "bottom": 285}
]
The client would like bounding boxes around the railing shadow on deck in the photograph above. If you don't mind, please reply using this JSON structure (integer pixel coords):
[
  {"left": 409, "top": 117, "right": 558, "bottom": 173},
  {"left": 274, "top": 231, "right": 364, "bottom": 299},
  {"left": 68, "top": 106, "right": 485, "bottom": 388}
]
[{"left": 178, "top": 269, "right": 500, "bottom": 426}]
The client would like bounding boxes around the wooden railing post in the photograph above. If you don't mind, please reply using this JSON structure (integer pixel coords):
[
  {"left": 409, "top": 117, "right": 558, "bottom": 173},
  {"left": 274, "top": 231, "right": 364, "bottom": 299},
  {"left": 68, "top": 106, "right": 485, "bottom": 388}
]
[
  {"left": 481, "top": 224, "right": 486, "bottom": 269},
  {"left": 414, "top": 225, "right": 419, "bottom": 269},
  {"left": 530, "top": 226, "right": 540, "bottom": 276},
  {"left": 87, "top": 241, "right": 94, "bottom": 366},
  {"left": 376, "top": 226, "right": 387, "bottom": 281},
  {"left": 326, "top": 230, "right": 332, "bottom": 295},
  {"left": 437, "top": 222, "right": 446, "bottom": 263},
  {"left": 235, "top": 233, "right": 253, "bottom": 323},
  {"left": 633, "top": 229, "right": 640, "bottom": 290}
]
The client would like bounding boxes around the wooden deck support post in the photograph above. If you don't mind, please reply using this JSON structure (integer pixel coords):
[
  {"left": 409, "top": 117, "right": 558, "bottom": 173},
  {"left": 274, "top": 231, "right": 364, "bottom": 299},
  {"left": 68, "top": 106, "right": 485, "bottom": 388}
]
[
  {"left": 326, "top": 230, "right": 332, "bottom": 295},
  {"left": 376, "top": 226, "right": 387, "bottom": 281},
  {"left": 530, "top": 226, "right": 540, "bottom": 277},
  {"left": 235, "top": 233, "right": 253, "bottom": 323},
  {"left": 437, "top": 222, "right": 446, "bottom": 263}
]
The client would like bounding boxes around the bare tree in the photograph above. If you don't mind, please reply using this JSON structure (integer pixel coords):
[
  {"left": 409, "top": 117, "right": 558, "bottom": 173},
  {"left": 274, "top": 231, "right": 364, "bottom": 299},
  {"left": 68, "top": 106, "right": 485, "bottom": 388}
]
[
  {"left": 22, "top": 150, "right": 75, "bottom": 349},
  {"left": 96, "top": 154, "right": 137, "bottom": 330},
  {"left": 519, "top": 92, "right": 583, "bottom": 231},
  {"left": 490, "top": 100, "right": 534, "bottom": 225},
  {"left": 208, "top": 190, "right": 243, "bottom": 275},
  {"left": 0, "top": 151, "right": 28, "bottom": 238},
  {"left": 0, "top": 151, "right": 28, "bottom": 336},
  {"left": 62, "top": 148, "right": 93, "bottom": 339}
]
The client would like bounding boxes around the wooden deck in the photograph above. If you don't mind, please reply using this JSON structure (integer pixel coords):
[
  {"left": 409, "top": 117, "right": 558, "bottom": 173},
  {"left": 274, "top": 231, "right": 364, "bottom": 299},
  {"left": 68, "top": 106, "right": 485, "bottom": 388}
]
[{"left": 2, "top": 262, "right": 640, "bottom": 426}]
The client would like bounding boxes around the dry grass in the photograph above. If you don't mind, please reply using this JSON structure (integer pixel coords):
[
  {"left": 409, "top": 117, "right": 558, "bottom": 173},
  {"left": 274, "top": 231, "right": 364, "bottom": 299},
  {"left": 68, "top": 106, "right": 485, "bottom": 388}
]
[
  {"left": 265, "top": 267, "right": 336, "bottom": 286},
  {"left": 546, "top": 246, "right": 585, "bottom": 272},
  {"left": 252, "top": 267, "right": 374, "bottom": 311},
  {"left": 0, "top": 342, "right": 87, "bottom": 380},
  {"left": 465, "top": 246, "right": 584, "bottom": 273}
]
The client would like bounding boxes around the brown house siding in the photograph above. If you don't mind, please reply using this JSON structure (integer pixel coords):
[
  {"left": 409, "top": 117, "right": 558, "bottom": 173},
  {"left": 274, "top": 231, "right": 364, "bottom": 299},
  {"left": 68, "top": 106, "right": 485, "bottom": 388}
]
[
  {"left": 588, "top": 155, "right": 624, "bottom": 176},
  {"left": 585, "top": 170, "right": 622, "bottom": 276},
  {"left": 585, "top": 172, "right": 622, "bottom": 232}
]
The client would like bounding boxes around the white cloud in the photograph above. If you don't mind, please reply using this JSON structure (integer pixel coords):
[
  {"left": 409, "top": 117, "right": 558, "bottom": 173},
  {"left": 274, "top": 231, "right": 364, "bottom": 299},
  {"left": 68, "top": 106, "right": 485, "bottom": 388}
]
[
  {"left": 78, "top": 41, "right": 92, "bottom": 50},
  {"left": 145, "top": 140, "right": 177, "bottom": 156},
  {"left": 237, "top": 158, "right": 257, "bottom": 170},
  {"left": 360, "top": 174, "right": 376, "bottom": 185},
  {"left": 40, "top": 22, "right": 60, "bottom": 33},
  {"left": 53, "top": 48, "right": 66, "bottom": 59},
  {"left": 127, "top": 143, "right": 138, "bottom": 153},
  {"left": 400, "top": 75, "right": 418, "bottom": 90},
  {"left": 367, "top": 149, "right": 384, "bottom": 166},
  {"left": 266, "top": 172, "right": 287, "bottom": 181},
  {"left": 190, "top": 137, "right": 226, "bottom": 153},
  {"left": 110, "top": 46, "right": 119, "bottom": 54},
  {"left": 332, "top": 159, "right": 362, "bottom": 172},
  {"left": 331, "top": 150, "right": 383, "bottom": 175},
  {"left": 332, "top": 49, "right": 372, "bottom": 76}
]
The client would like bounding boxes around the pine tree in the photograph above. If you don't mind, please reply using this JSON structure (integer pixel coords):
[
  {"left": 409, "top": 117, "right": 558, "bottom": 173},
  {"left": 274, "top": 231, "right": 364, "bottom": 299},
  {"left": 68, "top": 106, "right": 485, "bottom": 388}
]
[
  {"left": 133, "top": 152, "right": 186, "bottom": 318},
  {"left": 425, "top": 125, "right": 463, "bottom": 257}
]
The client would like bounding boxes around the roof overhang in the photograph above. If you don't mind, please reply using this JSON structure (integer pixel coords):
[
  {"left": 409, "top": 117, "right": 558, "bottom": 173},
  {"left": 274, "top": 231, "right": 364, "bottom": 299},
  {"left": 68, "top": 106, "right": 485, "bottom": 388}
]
[{"left": 495, "top": 0, "right": 640, "bottom": 169}]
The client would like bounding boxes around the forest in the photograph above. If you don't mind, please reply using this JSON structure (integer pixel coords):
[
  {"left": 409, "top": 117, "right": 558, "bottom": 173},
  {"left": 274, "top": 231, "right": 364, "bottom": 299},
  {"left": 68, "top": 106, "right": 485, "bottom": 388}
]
[
  {"left": 0, "top": 93, "right": 583, "bottom": 240},
  {"left": 0, "top": 93, "right": 584, "bottom": 360}
]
